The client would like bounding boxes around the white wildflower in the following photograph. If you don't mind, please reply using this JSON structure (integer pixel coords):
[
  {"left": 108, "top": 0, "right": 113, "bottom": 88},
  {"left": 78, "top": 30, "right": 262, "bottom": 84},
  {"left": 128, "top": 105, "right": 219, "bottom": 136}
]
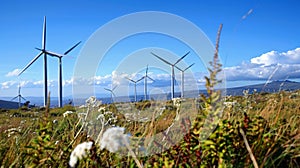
[
  {"left": 63, "top": 111, "right": 74, "bottom": 117},
  {"left": 223, "top": 101, "right": 237, "bottom": 108},
  {"left": 69, "top": 141, "right": 93, "bottom": 168},
  {"left": 172, "top": 97, "right": 181, "bottom": 108},
  {"left": 104, "top": 111, "right": 113, "bottom": 115},
  {"left": 100, "top": 127, "right": 130, "bottom": 153},
  {"left": 96, "top": 114, "right": 105, "bottom": 121},
  {"left": 243, "top": 89, "right": 249, "bottom": 96},
  {"left": 86, "top": 96, "right": 102, "bottom": 107},
  {"left": 86, "top": 96, "right": 96, "bottom": 105},
  {"left": 55, "top": 141, "right": 59, "bottom": 145},
  {"left": 124, "top": 113, "right": 132, "bottom": 118},
  {"left": 5, "top": 127, "right": 21, "bottom": 137},
  {"left": 20, "top": 120, "right": 26, "bottom": 125},
  {"left": 289, "top": 93, "right": 298, "bottom": 99},
  {"left": 98, "top": 106, "right": 106, "bottom": 112}
]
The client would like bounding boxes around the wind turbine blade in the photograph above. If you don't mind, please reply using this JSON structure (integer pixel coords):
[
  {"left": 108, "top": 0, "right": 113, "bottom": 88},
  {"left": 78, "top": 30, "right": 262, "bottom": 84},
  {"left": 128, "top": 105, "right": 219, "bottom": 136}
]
[
  {"left": 184, "top": 63, "right": 195, "bottom": 71},
  {"left": 104, "top": 88, "right": 111, "bottom": 92},
  {"left": 174, "top": 51, "right": 190, "bottom": 65},
  {"left": 42, "top": 16, "right": 46, "bottom": 50},
  {"left": 146, "top": 64, "right": 149, "bottom": 75},
  {"left": 125, "top": 77, "right": 135, "bottom": 83},
  {"left": 18, "top": 52, "right": 43, "bottom": 76},
  {"left": 21, "top": 96, "right": 26, "bottom": 101},
  {"left": 11, "top": 96, "right": 18, "bottom": 101},
  {"left": 151, "top": 52, "right": 172, "bottom": 65},
  {"left": 175, "top": 65, "right": 183, "bottom": 71},
  {"left": 64, "top": 41, "right": 81, "bottom": 55},
  {"left": 136, "top": 76, "right": 145, "bottom": 83},
  {"left": 147, "top": 76, "right": 155, "bottom": 81},
  {"left": 112, "top": 85, "right": 118, "bottom": 91},
  {"left": 35, "top": 47, "right": 43, "bottom": 52}
]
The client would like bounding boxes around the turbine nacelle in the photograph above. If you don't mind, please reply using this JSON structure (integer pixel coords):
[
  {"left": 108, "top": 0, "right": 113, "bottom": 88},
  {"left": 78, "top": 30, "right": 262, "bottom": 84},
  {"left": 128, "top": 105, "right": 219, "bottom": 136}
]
[
  {"left": 125, "top": 76, "right": 144, "bottom": 84},
  {"left": 175, "top": 63, "right": 195, "bottom": 72},
  {"left": 35, "top": 41, "right": 81, "bottom": 58},
  {"left": 35, "top": 48, "right": 63, "bottom": 58}
]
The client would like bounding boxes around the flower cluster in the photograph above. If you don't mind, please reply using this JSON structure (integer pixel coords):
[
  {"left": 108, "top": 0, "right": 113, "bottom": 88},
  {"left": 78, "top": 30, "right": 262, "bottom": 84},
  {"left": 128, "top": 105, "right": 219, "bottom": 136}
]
[
  {"left": 98, "top": 106, "right": 106, "bottom": 112},
  {"left": 223, "top": 101, "right": 237, "bottom": 108},
  {"left": 85, "top": 96, "right": 102, "bottom": 108},
  {"left": 5, "top": 127, "right": 21, "bottom": 137},
  {"left": 69, "top": 141, "right": 93, "bottom": 168},
  {"left": 172, "top": 97, "right": 182, "bottom": 108},
  {"left": 63, "top": 110, "right": 74, "bottom": 117},
  {"left": 100, "top": 127, "right": 130, "bottom": 153},
  {"left": 97, "top": 110, "right": 118, "bottom": 126},
  {"left": 289, "top": 92, "right": 299, "bottom": 99}
]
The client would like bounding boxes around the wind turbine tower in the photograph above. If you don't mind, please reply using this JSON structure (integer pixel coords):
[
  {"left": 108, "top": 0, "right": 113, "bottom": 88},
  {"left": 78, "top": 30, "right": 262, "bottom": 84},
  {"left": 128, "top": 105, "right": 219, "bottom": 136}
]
[
  {"left": 175, "top": 63, "right": 195, "bottom": 98},
  {"left": 142, "top": 65, "right": 154, "bottom": 100},
  {"left": 151, "top": 51, "right": 190, "bottom": 99},
  {"left": 125, "top": 76, "right": 144, "bottom": 102}
]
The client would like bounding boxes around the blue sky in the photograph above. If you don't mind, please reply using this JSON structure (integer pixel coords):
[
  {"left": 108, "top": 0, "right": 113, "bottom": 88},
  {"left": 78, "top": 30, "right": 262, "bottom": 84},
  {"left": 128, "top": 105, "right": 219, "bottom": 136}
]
[{"left": 1, "top": 0, "right": 300, "bottom": 100}]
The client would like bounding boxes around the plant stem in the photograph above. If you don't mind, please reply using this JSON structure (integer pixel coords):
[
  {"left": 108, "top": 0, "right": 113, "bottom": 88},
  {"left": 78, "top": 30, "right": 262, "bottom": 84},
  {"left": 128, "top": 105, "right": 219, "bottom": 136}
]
[
  {"left": 239, "top": 128, "right": 259, "bottom": 168},
  {"left": 123, "top": 136, "right": 143, "bottom": 168}
]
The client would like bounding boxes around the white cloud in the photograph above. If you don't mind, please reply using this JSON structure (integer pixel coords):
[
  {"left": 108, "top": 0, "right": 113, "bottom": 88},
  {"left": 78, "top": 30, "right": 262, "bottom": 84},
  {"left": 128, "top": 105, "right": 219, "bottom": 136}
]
[
  {"left": 225, "top": 48, "right": 300, "bottom": 81},
  {"left": 1, "top": 80, "right": 51, "bottom": 90},
  {"left": 251, "top": 48, "right": 300, "bottom": 65},
  {"left": 63, "top": 78, "right": 74, "bottom": 87},
  {"left": 1, "top": 81, "right": 16, "bottom": 89},
  {"left": 33, "top": 80, "right": 44, "bottom": 87},
  {"left": 19, "top": 80, "right": 30, "bottom": 87},
  {"left": 6, "top": 69, "right": 21, "bottom": 77}
]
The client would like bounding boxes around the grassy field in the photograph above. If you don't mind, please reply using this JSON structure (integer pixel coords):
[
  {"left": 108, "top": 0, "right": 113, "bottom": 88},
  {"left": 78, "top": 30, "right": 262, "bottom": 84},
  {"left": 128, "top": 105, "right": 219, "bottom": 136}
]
[
  {"left": 0, "top": 89, "right": 299, "bottom": 167},
  {"left": 1, "top": 25, "right": 299, "bottom": 167}
]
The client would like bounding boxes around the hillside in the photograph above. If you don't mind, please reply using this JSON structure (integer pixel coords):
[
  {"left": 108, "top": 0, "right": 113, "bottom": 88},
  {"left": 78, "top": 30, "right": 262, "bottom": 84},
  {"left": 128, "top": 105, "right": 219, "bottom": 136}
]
[
  {"left": 0, "top": 100, "right": 21, "bottom": 109},
  {"left": 226, "top": 80, "right": 300, "bottom": 95}
]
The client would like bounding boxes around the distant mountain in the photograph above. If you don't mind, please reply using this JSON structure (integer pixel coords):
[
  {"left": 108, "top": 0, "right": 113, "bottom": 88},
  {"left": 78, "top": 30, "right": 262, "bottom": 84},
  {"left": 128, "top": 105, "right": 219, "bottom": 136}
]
[
  {"left": 2, "top": 80, "right": 300, "bottom": 108},
  {"left": 0, "top": 100, "right": 22, "bottom": 109},
  {"left": 226, "top": 80, "right": 300, "bottom": 96}
]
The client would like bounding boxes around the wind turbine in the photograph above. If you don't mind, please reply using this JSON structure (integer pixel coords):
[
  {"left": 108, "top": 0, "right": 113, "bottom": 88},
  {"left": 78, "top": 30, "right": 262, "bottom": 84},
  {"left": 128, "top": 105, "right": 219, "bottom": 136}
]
[
  {"left": 11, "top": 84, "right": 26, "bottom": 108},
  {"left": 125, "top": 76, "right": 144, "bottom": 102},
  {"left": 104, "top": 85, "right": 117, "bottom": 104},
  {"left": 151, "top": 51, "right": 190, "bottom": 99},
  {"left": 175, "top": 63, "right": 195, "bottom": 98},
  {"left": 18, "top": 16, "right": 48, "bottom": 106},
  {"left": 35, "top": 41, "right": 81, "bottom": 107},
  {"left": 142, "top": 65, "right": 154, "bottom": 100}
]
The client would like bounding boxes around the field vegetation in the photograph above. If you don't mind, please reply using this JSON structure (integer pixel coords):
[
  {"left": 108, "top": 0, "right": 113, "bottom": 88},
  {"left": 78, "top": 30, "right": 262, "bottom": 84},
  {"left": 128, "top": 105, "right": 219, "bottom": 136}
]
[{"left": 0, "top": 25, "right": 299, "bottom": 167}]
